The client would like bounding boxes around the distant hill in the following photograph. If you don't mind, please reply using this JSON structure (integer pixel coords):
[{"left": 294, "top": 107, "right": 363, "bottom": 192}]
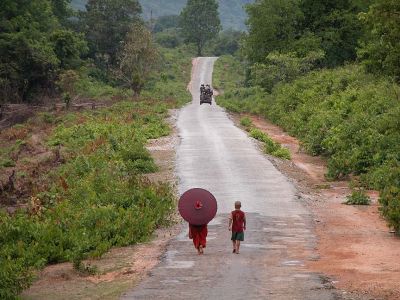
[{"left": 70, "top": 0, "right": 253, "bottom": 31}]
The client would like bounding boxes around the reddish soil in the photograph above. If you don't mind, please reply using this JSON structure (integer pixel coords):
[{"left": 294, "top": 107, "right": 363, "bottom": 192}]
[{"left": 239, "top": 114, "right": 400, "bottom": 300}]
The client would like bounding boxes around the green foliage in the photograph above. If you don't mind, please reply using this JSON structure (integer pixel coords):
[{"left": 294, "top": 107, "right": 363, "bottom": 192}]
[
  {"left": 153, "top": 15, "right": 181, "bottom": 33},
  {"left": 0, "top": 101, "right": 176, "bottom": 298},
  {"left": 82, "top": 0, "right": 142, "bottom": 67},
  {"left": 250, "top": 128, "right": 291, "bottom": 160},
  {"left": 212, "top": 55, "right": 246, "bottom": 92},
  {"left": 72, "top": 0, "right": 253, "bottom": 31},
  {"left": 51, "top": 0, "right": 74, "bottom": 24},
  {"left": 117, "top": 22, "right": 160, "bottom": 95},
  {"left": 180, "top": 0, "right": 222, "bottom": 56},
  {"left": 0, "top": 0, "right": 88, "bottom": 103},
  {"left": 240, "top": 117, "right": 252, "bottom": 129},
  {"left": 211, "top": 30, "right": 244, "bottom": 56},
  {"left": 0, "top": 158, "right": 16, "bottom": 168},
  {"left": 0, "top": 0, "right": 60, "bottom": 102},
  {"left": 299, "top": 0, "right": 366, "bottom": 67},
  {"left": 378, "top": 161, "right": 400, "bottom": 235},
  {"left": 249, "top": 50, "right": 325, "bottom": 92},
  {"left": 41, "top": 112, "right": 56, "bottom": 124},
  {"left": 244, "top": 0, "right": 303, "bottom": 64},
  {"left": 217, "top": 86, "right": 268, "bottom": 114},
  {"left": 141, "top": 46, "right": 192, "bottom": 106},
  {"left": 344, "top": 189, "right": 371, "bottom": 205},
  {"left": 243, "top": 0, "right": 367, "bottom": 68},
  {"left": 357, "top": 0, "right": 400, "bottom": 81},
  {"left": 155, "top": 29, "right": 183, "bottom": 49},
  {"left": 0, "top": 44, "right": 192, "bottom": 297},
  {"left": 50, "top": 29, "right": 88, "bottom": 69}
]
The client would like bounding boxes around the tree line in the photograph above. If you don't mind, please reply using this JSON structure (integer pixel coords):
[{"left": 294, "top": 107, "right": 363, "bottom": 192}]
[
  {"left": 0, "top": 0, "right": 163, "bottom": 104},
  {"left": 243, "top": 0, "right": 399, "bottom": 88},
  {"left": 0, "top": 0, "right": 230, "bottom": 105}
]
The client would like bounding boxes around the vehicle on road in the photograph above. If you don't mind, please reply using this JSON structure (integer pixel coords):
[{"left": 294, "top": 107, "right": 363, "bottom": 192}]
[{"left": 200, "top": 84, "right": 213, "bottom": 105}]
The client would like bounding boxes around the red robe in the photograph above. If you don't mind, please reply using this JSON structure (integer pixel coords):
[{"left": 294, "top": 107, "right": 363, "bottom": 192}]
[{"left": 189, "top": 224, "right": 207, "bottom": 249}]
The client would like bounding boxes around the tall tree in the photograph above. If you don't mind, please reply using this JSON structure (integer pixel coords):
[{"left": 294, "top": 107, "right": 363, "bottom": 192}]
[
  {"left": 51, "top": 0, "right": 73, "bottom": 25},
  {"left": 357, "top": 0, "right": 400, "bottom": 80},
  {"left": 83, "top": 0, "right": 142, "bottom": 67},
  {"left": 244, "top": 0, "right": 303, "bottom": 64},
  {"left": 0, "top": 0, "right": 88, "bottom": 103},
  {"left": 117, "top": 22, "right": 159, "bottom": 96},
  {"left": 0, "top": 0, "right": 60, "bottom": 102},
  {"left": 180, "top": 0, "right": 221, "bottom": 56},
  {"left": 299, "top": 0, "right": 366, "bottom": 67}
]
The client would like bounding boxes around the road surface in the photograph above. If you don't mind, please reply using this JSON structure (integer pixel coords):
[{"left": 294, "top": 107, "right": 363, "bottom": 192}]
[{"left": 122, "top": 58, "right": 339, "bottom": 299}]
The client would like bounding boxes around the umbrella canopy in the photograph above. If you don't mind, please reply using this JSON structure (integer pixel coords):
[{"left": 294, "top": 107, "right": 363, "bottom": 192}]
[{"left": 178, "top": 188, "right": 218, "bottom": 225}]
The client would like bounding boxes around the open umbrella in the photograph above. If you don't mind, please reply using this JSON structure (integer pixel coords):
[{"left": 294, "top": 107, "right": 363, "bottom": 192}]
[{"left": 178, "top": 188, "right": 217, "bottom": 225}]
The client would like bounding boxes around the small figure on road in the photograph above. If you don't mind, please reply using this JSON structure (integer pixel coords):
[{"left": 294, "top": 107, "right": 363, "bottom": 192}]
[
  {"left": 189, "top": 223, "right": 208, "bottom": 255},
  {"left": 229, "top": 201, "right": 246, "bottom": 254},
  {"left": 205, "top": 84, "right": 213, "bottom": 96},
  {"left": 200, "top": 84, "right": 205, "bottom": 94},
  {"left": 178, "top": 188, "right": 217, "bottom": 255}
]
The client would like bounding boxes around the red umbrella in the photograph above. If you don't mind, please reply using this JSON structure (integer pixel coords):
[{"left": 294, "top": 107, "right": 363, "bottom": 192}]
[{"left": 178, "top": 188, "right": 218, "bottom": 225}]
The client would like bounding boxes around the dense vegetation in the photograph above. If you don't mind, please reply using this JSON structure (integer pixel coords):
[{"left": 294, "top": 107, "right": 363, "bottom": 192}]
[
  {"left": 215, "top": 0, "right": 400, "bottom": 234},
  {"left": 0, "top": 0, "right": 194, "bottom": 298},
  {"left": 0, "top": 44, "right": 192, "bottom": 299},
  {"left": 71, "top": 0, "right": 254, "bottom": 31}
]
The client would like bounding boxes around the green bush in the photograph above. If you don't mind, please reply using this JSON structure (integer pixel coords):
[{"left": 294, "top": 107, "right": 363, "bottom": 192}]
[
  {"left": 240, "top": 117, "right": 252, "bottom": 129},
  {"left": 249, "top": 128, "right": 291, "bottom": 160},
  {"left": 1, "top": 158, "right": 16, "bottom": 168},
  {"left": 271, "top": 147, "right": 292, "bottom": 160},
  {"left": 344, "top": 189, "right": 371, "bottom": 205},
  {"left": 378, "top": 161, "right": 400, "bottom": 235}
]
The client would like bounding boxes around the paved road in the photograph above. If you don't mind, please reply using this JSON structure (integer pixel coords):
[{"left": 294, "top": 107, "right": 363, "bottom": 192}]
[{"left": 122, "top": 58, "right": 338, "bottom": 299}]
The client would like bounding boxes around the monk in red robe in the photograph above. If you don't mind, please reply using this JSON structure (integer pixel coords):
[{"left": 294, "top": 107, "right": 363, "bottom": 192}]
[{"left": 189, "top": 224, "right": 208, "bottom": 255}]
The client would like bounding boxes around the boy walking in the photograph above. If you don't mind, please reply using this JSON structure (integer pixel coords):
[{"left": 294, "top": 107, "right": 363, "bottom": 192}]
[{"left": 229, "top": 201, "right": 246, "bottom": 254}]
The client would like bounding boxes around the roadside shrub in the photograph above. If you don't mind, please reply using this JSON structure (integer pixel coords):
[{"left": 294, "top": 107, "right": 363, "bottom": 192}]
[
  {"left": 344, "top": 189, "right": 371, "bottom": 205},
  {"left": 240, "top": 117, "right": 252, "bottom": 129},
  {"left": 271, "top": 147, "right": 291, "bottom": 160},
  {"left": 379, "top": 161, "right": 400, "bottom": 235},
  {"left": 250, "top": 128, "right": 291, "bottom": 160}
]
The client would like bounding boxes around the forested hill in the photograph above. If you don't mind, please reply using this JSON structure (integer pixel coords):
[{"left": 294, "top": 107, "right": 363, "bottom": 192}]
[{"left": 70, "top": 0, "right": 253, "bottom": 31}]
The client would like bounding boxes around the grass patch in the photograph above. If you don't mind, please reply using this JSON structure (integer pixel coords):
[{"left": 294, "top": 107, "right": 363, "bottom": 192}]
[
  {"left": 240, "top": 117, "right": 252, "bottom": 130},
  {"left": 249, "top": 128, "right": 291, "bottom": 160},
  {"left": 344, "top": 189, "right": 371, "bottom": 205}
]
